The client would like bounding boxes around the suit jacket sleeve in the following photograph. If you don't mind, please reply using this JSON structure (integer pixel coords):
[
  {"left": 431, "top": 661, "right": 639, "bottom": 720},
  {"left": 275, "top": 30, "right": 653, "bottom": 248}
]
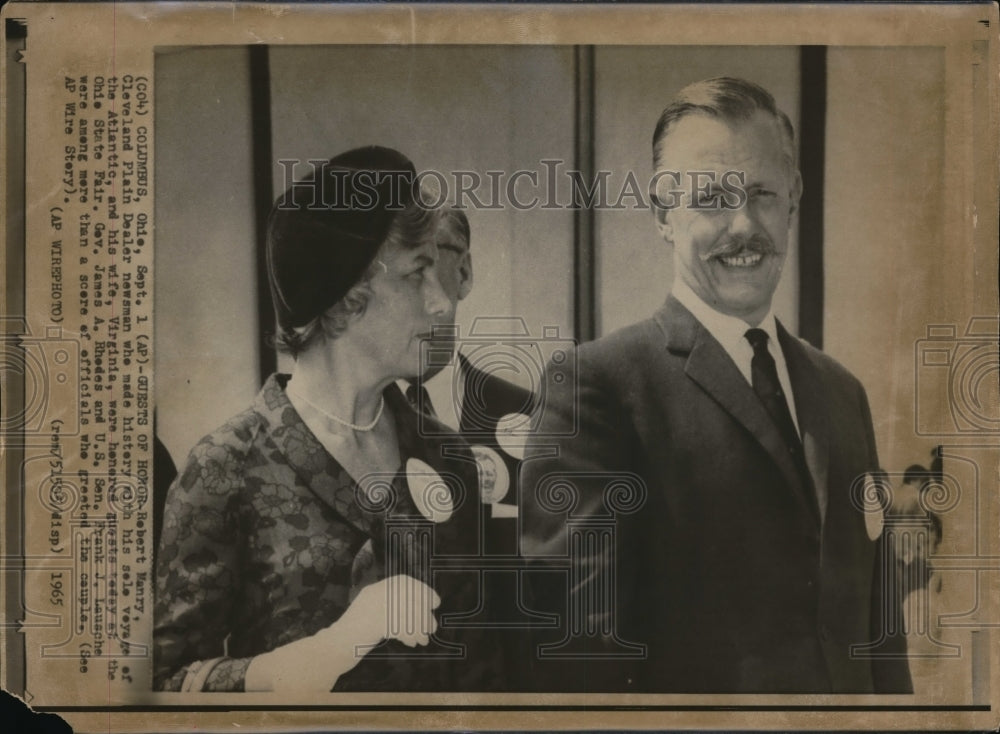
[
  {"left": 859, "top": 384, "right": 914, "bottom": 694},
  {"left": 519, "top": 345, "right": 644, "bottom": 690}
]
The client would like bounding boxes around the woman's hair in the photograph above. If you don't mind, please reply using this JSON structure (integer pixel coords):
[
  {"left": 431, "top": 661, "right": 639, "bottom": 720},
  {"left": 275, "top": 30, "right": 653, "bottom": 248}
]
[{"left": 272, "top": 200, "right": 438, "bottom": 357}]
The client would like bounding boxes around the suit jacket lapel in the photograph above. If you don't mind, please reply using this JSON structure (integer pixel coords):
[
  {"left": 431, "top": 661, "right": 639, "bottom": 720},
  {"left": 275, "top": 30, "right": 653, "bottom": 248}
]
[
  {"left": 457, "top": 354, "right": 536, "bottom": 435},
  {"left": 777, "top": 324, "right": 831, "bottom": 525},
  {"left": 457, "top": 354, "right": 481, "bottom": 434},
  {"left": 654, "top": 298, "right": 810, "bottom": 514}
]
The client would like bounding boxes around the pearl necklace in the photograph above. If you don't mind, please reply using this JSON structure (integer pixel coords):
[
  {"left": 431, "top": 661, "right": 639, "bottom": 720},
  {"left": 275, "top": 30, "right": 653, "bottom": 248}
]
[{"left": 287, "top": 388, "right": 385, "bottom": 432}]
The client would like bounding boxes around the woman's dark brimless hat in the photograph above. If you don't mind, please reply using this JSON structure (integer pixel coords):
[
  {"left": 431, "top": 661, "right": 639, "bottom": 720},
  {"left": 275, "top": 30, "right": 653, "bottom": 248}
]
[{"left": 266, "top": 145, "right": 419, "bottom": 330}]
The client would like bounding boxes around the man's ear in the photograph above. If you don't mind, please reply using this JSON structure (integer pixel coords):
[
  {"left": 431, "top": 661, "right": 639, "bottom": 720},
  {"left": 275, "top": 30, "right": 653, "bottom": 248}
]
[
  {"left": 788, "top": 169, "right": 803, "bottom": 218},
  {"left": 457, "top": 251, "right": 473, "bottom": 301},
  {"left": 654, "top": 204, "right": 674, "bottom": 244}
]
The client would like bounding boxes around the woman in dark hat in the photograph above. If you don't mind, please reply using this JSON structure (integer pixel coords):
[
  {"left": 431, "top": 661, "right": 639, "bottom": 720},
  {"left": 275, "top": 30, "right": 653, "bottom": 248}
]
[{"left": 154, "top": 147, "right": 495, "bottom": 693}]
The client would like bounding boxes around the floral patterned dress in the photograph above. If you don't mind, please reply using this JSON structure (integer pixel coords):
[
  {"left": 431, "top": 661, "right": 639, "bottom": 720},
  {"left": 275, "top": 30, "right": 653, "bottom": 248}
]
[{"left": 154, "top": 374, "right": 498, "bottom": 692}]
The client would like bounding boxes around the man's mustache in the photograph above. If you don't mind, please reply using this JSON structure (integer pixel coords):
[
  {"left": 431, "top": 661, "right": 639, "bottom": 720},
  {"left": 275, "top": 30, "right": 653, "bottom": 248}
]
[{"left": 701, "top": 234, "right": 775, "bottom": 261}]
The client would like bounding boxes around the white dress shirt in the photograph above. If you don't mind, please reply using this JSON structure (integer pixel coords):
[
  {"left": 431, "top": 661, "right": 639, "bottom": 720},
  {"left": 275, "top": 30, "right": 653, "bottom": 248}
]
[{"left": 672, "top": 279, "right": 800, "bottom": 436}]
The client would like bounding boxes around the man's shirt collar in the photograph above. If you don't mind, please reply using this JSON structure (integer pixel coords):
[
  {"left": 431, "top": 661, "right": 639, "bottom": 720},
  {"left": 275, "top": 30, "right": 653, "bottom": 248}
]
[
  {"left": 672, "top": 279, "right": 779, "bottom": 353},
  {"left": 671, "top": 278, "right": 799, "bottom": 434},
  {"left": 397, "top": 351, "right": 466, "bottom": 432}
]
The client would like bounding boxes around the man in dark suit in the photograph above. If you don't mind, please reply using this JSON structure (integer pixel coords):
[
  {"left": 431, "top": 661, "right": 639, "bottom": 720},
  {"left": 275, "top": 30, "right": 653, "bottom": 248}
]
[
  {"left": 403, "top": 206, "right": 536, "bottom": 522},
  {"left": 520, "top": 77, "right": 911, "bottom": 694},
  {"left": 401, "top": 207, "right": 542, "bottom": 687}
]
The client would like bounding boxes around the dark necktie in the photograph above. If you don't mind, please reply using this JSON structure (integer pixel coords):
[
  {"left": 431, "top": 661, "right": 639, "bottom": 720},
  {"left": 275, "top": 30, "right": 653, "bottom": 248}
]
[
  {"left": 745, "top": 329, "right": 819, "bottom": 521},
  {"left": 405, "top": 382, "right": 438, "bottom": 419},
  {"left": 744, "top": 328, "right": 801, "bottom": 453}
]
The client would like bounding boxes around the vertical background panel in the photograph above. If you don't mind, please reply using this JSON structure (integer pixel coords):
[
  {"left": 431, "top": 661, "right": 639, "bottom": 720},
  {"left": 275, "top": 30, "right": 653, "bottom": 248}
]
[
  {"left": 592, "top": 46, "right": 801, "bottom": 337},
  {"left": 825, "top": 47, "right": 945, "bottom": 476},
  {"left": 155, "top": 47, "right": 259, "bottom": 463},
  {"left": 826, "top": 47, "right": 970, "bottom": 700}
]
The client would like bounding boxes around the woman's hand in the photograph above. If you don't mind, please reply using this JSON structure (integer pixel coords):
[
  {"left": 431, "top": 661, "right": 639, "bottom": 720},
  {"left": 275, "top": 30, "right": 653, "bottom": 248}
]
[
  {"left": 338, "top": 573, "right": 441, "bottom": 648},
  {"left": 245, "top": 574, "right": 440, "bottom": 692}
]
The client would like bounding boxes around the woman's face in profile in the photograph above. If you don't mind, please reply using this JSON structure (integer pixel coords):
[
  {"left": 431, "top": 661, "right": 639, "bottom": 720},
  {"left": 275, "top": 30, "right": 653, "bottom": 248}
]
[{"left": 351, "top": 236, "right": 452, "bottom": 379}]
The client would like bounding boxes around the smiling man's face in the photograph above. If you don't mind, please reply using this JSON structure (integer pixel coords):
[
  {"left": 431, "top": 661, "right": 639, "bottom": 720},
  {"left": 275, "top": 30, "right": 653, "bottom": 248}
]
[{"left": 655, "top": 110, "right": 802, "bottom": 325}]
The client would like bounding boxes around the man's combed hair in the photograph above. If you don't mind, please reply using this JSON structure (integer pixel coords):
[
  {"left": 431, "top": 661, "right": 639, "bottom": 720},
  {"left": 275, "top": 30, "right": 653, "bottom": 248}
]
[
  {"left": 652, "top": 76, "right": 797, "bottom": 170},
  {"left": 441, "top": 206, "right": 471, "bottom": 249}
]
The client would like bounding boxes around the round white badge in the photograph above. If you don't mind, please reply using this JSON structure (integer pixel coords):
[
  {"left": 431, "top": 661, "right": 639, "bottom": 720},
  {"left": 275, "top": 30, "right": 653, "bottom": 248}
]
[
  {"left": 471, "top": 444, "right": 510, "bottom": 505},
  {"left": 862, "top": 474, "right": 885, "bottom": 541},
  {"left": 405, "top": 457, "right": 453, "bottom": 523},
  {"left": 495, "top": 412, "right": 533, "bottom": 460}
]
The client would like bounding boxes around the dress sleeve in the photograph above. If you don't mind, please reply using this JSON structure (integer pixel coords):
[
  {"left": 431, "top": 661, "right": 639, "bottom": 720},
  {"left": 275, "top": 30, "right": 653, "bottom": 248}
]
[{"left": 153, "top": 433, "right": 249, "bottom": 691}]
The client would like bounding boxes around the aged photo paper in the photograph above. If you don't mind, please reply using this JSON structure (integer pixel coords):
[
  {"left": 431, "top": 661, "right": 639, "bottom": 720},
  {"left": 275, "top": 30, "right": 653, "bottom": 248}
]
[{"left": 1, "top": 2, "right": 997, "bottom": 731}]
